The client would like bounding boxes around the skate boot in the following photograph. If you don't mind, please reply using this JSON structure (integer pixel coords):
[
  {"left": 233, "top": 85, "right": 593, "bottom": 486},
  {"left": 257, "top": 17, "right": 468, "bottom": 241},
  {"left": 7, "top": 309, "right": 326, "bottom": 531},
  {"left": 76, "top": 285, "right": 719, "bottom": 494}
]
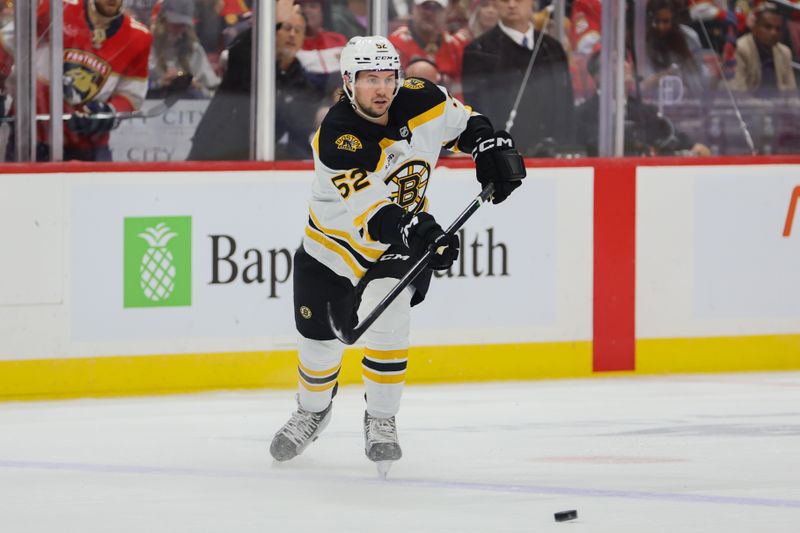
[
  {"left": 363, "top": 411, "right": 402, "bottom": 479},
  {"left": 270, "top": 397, "right": 332, "bottom": 462}
]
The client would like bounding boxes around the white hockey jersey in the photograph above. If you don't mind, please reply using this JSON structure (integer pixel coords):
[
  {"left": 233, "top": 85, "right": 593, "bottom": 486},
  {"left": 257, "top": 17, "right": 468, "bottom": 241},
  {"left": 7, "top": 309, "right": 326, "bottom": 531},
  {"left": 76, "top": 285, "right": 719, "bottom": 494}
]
[{"left": 304, "top": 77, "right": 476, "bottom": 285}]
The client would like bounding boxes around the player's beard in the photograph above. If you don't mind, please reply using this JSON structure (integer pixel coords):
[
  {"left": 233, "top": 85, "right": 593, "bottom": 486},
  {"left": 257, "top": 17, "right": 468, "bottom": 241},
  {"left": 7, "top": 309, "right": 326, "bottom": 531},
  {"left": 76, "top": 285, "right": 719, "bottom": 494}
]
[
  {"left": 93, "top": 0, "right": 123, "bottom": 18},
  {"left": 355, "top": 93, "right": 391, "bottom": 120}
]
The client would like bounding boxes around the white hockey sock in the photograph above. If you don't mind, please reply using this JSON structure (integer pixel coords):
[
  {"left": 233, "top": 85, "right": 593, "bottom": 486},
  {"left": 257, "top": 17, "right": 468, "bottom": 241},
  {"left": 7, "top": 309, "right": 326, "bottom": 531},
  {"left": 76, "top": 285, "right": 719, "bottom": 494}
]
[
  {"left": 297, "top": 336, "right": 344, "bottom": 413},
  {"left": 359, "top": 279, "right": 412, "bottom": 418}
]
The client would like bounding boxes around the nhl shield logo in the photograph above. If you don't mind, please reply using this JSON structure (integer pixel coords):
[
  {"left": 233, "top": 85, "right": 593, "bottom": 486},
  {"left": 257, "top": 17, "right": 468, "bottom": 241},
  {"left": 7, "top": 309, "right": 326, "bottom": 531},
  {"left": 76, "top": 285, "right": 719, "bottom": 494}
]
[{"left": 335, "top": 134, "right": 363, "bottom": 152}]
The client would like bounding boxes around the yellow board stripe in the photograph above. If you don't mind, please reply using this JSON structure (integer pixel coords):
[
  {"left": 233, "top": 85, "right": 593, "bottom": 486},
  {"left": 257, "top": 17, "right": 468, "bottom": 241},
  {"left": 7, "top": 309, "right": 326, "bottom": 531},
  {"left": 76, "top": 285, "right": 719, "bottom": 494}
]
[
  {"left": 299, "top": 379, "right": 338, "bottom": 392},
  {"left": 362, "top": 367, "right": 406, "bottom": 384},
  {"left": 298, "top": 361, "right": 340, "bottom": 378},
  {"left": 363, "top": 348, "right": 408, "bottom": 361},
  {"left": 305, "top": 225, "right": 366, "bottom": 278},
  {"left": 0, "top": 342, "right": 592, "bottom": 401},
  {"left": 309, "top": 208, "right": 383, "bottom": 259},
  {"left": 636, "top": 334, "right": 800, "bottom": 374},
  {"left": 3, "top": 335, "right": 797, "bottom": 401}
]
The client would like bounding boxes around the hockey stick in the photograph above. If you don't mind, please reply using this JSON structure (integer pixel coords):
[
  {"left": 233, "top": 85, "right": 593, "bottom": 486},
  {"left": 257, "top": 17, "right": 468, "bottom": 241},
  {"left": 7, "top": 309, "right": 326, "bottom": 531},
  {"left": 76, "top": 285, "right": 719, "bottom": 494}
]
[
  {"left": 328, "top": 183, "right": 496, "bottom": 345},
  {"left": 0, "top": 73, "right": 194, "bottom": 123}
]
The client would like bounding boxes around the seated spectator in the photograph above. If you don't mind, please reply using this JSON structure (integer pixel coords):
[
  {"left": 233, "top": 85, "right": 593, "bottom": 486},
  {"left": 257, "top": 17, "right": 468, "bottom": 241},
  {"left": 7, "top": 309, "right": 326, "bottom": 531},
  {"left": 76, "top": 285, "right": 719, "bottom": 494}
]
[
  {"left": 189, "top": 4, "right": 321, "bottom": 160},
  {"left": 462, "top": 0, "right": 575, "bottom": 156},
  {"left": 296, "top": 0, "right": 348, "bottom": 94},
  {"left": 466, "top": 0, "right": 498, "bottom": 40},
  {"left": 405, "top": 56, "right": 442, "bottom": 83},
  {"left": 731, "top": 2, "right": 798, "bottom": 95},
  {"left": 389, "top": 0, "right": 468, "bottom": 99},
  {"left": 149, "top": 0, "right": 221, "bottom": 98},
  {"left": 641, "top": 0, "right": 709, "bottom": 99},
  {"left": 576, "top": 50, "right": 711, "bottom": 156},
  {"left": 331, "top": 0, "right": 368, "bottom": 39}
]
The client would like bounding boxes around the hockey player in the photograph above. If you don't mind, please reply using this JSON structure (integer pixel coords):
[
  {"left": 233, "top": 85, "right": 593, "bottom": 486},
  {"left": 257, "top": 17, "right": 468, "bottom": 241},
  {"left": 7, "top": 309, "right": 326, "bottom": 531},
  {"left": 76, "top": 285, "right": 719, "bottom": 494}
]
[
  {"left": 0, "top": 0, "right": 152, "bottom": 161},
  {"left": 269, "top": 35, "right": 524, "bottom": 475}
]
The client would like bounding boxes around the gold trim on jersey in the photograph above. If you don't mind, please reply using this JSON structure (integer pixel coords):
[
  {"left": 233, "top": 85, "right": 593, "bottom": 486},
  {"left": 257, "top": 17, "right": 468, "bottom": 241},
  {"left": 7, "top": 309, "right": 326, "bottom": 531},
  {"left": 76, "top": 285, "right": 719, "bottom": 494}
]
[
  {"left": 312, "top": 127, "right": 321, "bottom": 156},
  {"left": 353, "top": 199, "right": 393, "bottom": 243},
  {"left": 362, "top": 368, "right": 406, "bottom": 384},
  {"left": 408, "top": 101, "right": 446, "bottom": 132},
  {"left": 373, "top": 137, "right": 398, "bottom": 173},
  {"left": 305, "top": 225, "right": 367, "bottom": 279},
  {"left": 309, "top": 208, "right": 383, "bottom": 259}
]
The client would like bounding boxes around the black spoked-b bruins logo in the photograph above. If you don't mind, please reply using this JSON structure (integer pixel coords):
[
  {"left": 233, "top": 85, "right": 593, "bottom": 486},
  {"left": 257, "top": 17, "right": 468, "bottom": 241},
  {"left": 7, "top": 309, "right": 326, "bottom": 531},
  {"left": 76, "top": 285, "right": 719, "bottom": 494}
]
[{"left": 384, "top": 160, "right": 430, "bottom": 212}]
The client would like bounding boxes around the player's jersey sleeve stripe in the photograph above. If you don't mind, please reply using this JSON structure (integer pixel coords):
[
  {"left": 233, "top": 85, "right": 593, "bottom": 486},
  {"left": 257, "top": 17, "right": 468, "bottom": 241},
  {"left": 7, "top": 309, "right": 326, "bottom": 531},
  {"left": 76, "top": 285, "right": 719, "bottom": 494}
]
[
  {"left": 407, "top": 101, "right": 446, "bottom": 132},
  {"left": 353, "top": 199, "right": 393, "bottom": 243},
  {"left": 309, "top": 209, "right": 383, "bottom": 260},
  {"left": 312, "top": 127, "right": 321, "bottom": 155},
  {"left": 304, "top": 225, "right": 367, "bottom": 278}
]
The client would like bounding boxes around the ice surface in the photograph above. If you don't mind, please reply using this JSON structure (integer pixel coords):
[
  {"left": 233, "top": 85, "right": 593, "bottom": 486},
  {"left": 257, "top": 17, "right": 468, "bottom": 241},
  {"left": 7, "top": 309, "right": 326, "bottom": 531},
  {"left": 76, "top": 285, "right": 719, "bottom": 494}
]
[{"left": 1, "top": 372, "right": 799, "bottom": 532}]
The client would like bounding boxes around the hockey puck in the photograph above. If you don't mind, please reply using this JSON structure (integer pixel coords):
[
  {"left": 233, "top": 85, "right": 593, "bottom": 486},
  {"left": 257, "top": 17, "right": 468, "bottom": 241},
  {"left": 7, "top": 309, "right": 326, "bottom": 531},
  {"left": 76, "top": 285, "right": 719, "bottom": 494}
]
[{"left": 554, "top": 510, "right": 578, "bottom": 522}]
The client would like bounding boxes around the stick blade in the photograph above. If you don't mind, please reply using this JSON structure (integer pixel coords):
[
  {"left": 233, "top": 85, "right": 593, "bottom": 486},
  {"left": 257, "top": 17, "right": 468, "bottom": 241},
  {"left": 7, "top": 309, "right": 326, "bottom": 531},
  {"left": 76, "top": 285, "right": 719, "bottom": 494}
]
[{"left": 326, "top": 301, "right": 358, "bottom": 345}]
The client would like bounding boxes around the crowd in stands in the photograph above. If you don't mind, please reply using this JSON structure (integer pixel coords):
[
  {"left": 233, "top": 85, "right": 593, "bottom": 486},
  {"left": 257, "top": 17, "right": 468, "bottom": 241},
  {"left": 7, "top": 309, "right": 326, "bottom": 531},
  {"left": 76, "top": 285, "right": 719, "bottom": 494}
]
[{"left": 1, "top": 0, "right": 798, "bottom": 160}]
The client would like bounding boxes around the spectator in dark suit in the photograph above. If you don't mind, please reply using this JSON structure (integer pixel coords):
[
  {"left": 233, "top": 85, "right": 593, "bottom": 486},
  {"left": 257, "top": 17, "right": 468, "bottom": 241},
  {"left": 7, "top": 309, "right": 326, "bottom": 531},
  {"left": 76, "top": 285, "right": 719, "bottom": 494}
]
[
  {"left": 462, "top": 0, "right": 575, "bottom": 156},
  {"left": 189, "top": 5, "right": 321, "bottom": 160}
]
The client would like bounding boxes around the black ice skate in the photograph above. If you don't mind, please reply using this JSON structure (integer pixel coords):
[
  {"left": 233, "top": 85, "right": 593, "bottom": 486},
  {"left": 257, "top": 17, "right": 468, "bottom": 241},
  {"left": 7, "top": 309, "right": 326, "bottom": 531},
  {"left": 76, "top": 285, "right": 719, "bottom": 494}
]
[
  {"left": 363, "top": 411, "right": 402, "bottom": 479},
  {"left": 270, "top": 398, "right": 332, "bottom": 462}
]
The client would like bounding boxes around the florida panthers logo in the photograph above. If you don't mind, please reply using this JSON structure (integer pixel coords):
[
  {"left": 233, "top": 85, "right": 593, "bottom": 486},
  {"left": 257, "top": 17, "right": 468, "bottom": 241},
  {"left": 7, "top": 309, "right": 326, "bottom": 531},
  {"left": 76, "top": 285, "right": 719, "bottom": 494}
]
[
  {"left": 384, "top": 160, "right": 431, "bottom": 212},
  {"left": 62, "top": 49, "right": 111, "bottom": 105}
]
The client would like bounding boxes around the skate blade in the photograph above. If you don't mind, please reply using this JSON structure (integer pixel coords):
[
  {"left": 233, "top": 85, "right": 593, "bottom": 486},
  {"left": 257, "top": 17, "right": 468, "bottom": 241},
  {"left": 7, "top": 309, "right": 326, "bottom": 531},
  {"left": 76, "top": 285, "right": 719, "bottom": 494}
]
[{"left": 376, "top": 461, "right": 393, "bottom": 480}]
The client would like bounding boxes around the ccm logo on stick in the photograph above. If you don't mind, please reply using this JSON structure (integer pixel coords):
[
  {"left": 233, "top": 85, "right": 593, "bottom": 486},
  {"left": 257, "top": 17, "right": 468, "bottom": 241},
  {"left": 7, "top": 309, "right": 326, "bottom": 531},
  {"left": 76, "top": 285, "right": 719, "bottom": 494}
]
[{"left": 784, "top": 186, "right": 800, "bottom": 237}]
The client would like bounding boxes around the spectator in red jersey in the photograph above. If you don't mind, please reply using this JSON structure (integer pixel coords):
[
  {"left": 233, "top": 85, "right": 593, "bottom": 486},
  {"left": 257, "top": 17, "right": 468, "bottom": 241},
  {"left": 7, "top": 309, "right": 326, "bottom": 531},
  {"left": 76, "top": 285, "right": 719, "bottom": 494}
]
[
  {"left": 296, "top": 0, "right": 348, "bottom": 94},
  {"left": 389, "top": 0, "right": 468, "bottom": 99},
  {"left": 0, "top": 0, "right": 152, "bottom": 161}
]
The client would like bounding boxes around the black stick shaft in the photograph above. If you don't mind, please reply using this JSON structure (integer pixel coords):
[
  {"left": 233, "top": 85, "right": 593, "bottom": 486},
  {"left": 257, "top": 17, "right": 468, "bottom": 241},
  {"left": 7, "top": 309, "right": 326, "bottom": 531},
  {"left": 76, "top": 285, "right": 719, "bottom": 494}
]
[{"left": 330, "top": 183, "right": 495, "bottom": 345}]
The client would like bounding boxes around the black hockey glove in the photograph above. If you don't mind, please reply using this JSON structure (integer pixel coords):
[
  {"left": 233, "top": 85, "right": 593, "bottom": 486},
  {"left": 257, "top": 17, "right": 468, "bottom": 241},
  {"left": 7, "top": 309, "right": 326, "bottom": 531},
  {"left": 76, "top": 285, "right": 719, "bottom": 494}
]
[
  {"left": 67, "top": 101, "right": 120, "bottom": 135},
  {"left": 472, "top": 130, "right": 526, "bottom": 204},
  {"left": 399, "top": 211, "right": 460, "bottom": 271}
]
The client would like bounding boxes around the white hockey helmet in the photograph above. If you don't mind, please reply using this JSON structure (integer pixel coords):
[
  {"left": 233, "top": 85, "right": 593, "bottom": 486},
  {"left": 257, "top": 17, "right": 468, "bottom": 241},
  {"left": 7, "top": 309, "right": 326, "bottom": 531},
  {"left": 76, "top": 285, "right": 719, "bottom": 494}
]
[{"left": 340, "top": 36, "right": 402, "bottom": 104}]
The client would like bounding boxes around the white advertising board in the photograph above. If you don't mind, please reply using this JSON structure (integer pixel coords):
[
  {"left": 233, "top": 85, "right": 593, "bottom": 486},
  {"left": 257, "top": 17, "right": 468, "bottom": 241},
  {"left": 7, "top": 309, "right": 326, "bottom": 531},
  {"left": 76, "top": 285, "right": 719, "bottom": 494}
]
[
  {"left": 0, "top": 165, "right": 592, "bottom": 361},
  {"left": 63, "top": 167, "right": 593, "bottom": 357},
  {"left": 637, "top": 164, "right": 800, "bottom": 338}
]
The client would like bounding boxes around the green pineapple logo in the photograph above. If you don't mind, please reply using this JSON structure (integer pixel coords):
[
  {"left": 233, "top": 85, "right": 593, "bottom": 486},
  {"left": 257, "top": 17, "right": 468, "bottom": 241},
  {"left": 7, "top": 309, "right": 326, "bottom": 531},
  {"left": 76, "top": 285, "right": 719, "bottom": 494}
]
[{"left": 124, "top": 216, "right": 192, "bottom": 308}]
